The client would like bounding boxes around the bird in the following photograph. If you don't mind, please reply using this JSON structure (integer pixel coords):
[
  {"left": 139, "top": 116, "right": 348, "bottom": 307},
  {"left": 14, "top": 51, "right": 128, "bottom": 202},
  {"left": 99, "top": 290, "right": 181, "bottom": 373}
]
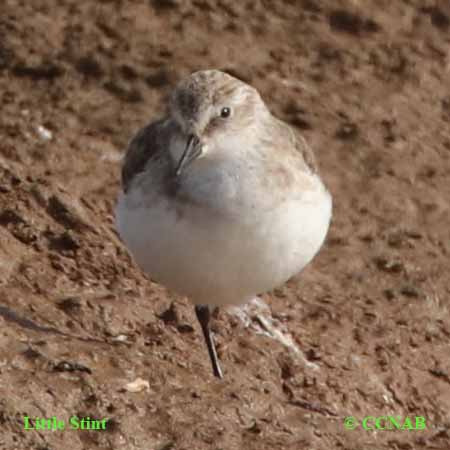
[{"left": 115, "top": 69, "right": 332, "bottom": 379}]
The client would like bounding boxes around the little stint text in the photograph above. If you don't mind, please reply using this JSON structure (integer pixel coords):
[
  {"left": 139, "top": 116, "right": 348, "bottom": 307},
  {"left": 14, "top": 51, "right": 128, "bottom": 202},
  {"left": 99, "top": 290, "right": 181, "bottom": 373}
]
[{"left": 24, "top": 416, "right": 109, "bottom": 431}]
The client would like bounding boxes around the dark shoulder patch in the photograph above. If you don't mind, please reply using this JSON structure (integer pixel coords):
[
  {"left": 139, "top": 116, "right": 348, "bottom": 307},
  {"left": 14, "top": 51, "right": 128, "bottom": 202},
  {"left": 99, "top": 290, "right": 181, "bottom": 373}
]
[{"left": 121, "top": 118, "right": 169, "bottom": 192}]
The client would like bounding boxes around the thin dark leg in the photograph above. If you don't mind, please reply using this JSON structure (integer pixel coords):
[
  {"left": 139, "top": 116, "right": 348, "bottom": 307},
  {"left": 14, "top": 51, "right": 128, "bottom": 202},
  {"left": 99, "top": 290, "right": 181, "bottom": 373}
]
[{"left": 195, "top": 305, "right": 223, "bottom": 379}]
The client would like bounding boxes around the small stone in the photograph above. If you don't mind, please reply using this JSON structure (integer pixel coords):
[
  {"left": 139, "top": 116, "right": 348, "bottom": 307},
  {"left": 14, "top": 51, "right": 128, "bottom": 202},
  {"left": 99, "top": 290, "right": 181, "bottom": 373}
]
[
  {"left": 36, "top": 125, "right": 53, "bottom": 141},
  {"left": 124, "top": 378, "right": 150, "bottom": 393},
  {"left": 374, "top": 257, "right": 404, "bottom": 273},
  {"left": 57, "top": 296, "right": 82, "bottom": 313},
  {"left": 53, "top": 360, "right": 92, "bottom": 374},
  {"left": 400, "top": 285, "right": 420, "bottom": 298}
]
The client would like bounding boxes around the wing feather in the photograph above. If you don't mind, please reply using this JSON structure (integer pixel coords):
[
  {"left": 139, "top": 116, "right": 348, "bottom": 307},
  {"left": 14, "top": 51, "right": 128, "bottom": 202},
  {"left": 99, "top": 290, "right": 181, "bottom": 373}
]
[{"left": 121, "top": 118, "right": 172, "bottom": 193}]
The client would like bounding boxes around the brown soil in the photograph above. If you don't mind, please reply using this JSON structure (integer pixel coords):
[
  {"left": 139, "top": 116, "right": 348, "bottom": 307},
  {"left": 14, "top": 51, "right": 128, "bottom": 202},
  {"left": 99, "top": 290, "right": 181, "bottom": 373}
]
[{"left": 1, "top": 1, "right": 450, "bottom": 449}]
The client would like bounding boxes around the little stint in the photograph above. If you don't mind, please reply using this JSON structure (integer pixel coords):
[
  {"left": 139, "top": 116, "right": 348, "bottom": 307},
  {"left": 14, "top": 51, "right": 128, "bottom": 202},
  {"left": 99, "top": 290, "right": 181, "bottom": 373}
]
[{"left": 115, "top": 70, "right": 332, "bottom": 378}]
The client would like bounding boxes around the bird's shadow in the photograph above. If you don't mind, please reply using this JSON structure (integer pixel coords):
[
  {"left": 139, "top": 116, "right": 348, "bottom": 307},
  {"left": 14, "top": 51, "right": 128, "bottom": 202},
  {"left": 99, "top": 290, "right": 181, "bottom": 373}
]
[{"left": 0, "top": 304, "right": 107, "bottom": 345}]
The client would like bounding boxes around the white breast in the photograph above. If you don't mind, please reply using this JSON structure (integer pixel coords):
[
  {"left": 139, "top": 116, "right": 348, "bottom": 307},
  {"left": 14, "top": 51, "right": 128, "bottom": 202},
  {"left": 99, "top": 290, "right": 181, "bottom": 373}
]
[{"left": 115, "top": 173, "right": 332, "bottom": 306}]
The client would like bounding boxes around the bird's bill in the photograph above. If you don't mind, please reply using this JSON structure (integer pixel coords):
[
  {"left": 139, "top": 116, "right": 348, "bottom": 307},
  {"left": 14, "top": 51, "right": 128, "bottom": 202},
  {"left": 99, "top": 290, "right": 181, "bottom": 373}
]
[{"left": 175, "top": 134, "right": 201, "bottom": 177}]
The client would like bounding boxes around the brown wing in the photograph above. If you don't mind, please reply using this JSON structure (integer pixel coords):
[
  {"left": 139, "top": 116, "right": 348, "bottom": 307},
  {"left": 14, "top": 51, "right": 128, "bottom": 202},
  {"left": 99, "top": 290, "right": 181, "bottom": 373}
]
[
  {"left": 271, "top": 117, "right": 318, "bottom": 174},
  {"left": 291, "top": 128, "right": 318, "bottom": 174},
  {"left": 121, "top": 118, "right": 170, "bottom": 193}
]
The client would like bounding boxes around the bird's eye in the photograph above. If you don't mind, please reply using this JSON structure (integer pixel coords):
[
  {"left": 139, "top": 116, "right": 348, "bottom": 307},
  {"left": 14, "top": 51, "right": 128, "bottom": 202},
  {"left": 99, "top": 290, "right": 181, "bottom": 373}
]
[{"left": 220, "top": 107, "right": 231, "bottom": 118}]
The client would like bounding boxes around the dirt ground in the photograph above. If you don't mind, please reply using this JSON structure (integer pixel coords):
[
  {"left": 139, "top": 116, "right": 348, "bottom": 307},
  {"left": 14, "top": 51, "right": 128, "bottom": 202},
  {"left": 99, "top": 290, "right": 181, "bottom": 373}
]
[{"left": 0, "top": 0, "right": 449, "bottom": 449}]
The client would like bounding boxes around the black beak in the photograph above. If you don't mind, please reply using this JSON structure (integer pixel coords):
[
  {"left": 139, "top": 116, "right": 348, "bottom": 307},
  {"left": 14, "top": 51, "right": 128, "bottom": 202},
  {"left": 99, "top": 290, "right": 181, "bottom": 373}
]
[{"left": 175, "top": 134, "right": 201, "bottom": 177}]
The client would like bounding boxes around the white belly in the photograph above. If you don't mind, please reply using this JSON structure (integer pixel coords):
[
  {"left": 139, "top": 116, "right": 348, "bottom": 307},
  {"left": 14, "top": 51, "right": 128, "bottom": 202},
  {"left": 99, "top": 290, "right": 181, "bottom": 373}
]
[{"left": 115, "top": 178, "right": 332, "bottom": 306}]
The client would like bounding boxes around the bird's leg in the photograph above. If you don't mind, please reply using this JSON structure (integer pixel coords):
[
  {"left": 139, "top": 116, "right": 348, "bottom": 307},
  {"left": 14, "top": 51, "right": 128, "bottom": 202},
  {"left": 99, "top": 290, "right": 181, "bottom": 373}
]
[{"left": 194, "top": 305, "right": 223, "bottom": 379}]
